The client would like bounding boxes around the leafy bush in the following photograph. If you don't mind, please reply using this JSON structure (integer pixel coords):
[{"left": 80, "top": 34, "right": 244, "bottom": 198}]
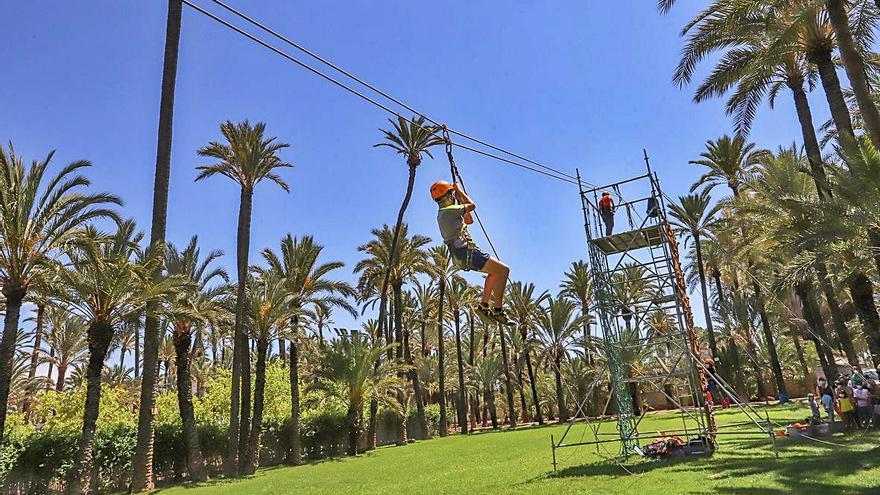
[
  {"left": 301, "top": 407, "right": 347, "bottom": 459},
  {"left": 0, "top": 362, "right": 360, "bottom": 493}
]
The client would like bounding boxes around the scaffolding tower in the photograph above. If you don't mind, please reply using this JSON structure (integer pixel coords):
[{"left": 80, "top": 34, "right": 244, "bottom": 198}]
[{"left": 551, "top": 155, "right": 776, "bottom": 469}]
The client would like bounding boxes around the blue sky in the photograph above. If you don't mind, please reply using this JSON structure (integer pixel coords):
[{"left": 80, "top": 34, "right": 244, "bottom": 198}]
[{"left": 1, "top": 1, "right": 832, "bottom": 341}]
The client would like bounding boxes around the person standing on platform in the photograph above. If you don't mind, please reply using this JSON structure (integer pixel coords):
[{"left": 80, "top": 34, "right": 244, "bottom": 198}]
[{"left": 599, "top": 191, "right": 615, "bottom": 236}]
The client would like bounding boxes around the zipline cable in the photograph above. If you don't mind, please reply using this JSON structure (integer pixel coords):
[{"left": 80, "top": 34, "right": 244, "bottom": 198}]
[
  {"left": 205, "top": 0, "right": 589, "bottom": 186},
  {"left": 182, "top": 0, "right": 584, "bottom": 188}
]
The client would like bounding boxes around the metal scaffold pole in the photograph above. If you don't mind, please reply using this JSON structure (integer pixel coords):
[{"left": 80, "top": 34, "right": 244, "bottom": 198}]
[{"left": 553, "top": 155, "right": 771, "bottom": 470}]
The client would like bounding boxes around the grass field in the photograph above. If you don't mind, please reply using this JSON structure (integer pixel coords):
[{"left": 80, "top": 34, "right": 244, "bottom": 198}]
[{"left": 158, "top": 403, "right": 880, "bottom": 495}]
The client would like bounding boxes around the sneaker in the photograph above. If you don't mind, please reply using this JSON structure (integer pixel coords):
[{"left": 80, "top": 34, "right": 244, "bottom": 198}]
[
  {"left": 491, "top": 307, "right": 514, "bottom": 326},
  {"left": 474, "top": 303, "right": 495, "bottom": 325}
]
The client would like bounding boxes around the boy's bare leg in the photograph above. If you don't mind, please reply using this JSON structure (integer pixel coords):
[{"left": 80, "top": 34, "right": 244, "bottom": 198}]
[
  {"left": 481, "top": 258, "right": 510, "bottom": 308},
  {"left": 482, "top": 273, "right": 496, "bottom": 305}
]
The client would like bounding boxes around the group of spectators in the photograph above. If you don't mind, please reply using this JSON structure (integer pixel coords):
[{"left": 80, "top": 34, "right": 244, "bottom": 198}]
[{"left": 809, "top": 373, "right": 879, "bottom": 430}]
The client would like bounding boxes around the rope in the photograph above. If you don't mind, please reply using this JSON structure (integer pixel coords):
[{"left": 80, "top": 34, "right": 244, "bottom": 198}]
[
  {"left": 186, "top": 0, "right": 590, "bottom": 189},
  {"left": 441, "top": 127, "right": 500, "bottom": 259}
]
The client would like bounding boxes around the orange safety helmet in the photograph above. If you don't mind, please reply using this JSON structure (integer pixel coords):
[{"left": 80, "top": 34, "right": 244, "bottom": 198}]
[{"left": 430, "top": 180, "right": 455, "bottom": 201}]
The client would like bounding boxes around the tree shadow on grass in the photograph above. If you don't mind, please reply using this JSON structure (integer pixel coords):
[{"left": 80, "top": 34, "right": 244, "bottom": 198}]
[{"left": 534, "top": 432, "right": 880, "bottom": 494}]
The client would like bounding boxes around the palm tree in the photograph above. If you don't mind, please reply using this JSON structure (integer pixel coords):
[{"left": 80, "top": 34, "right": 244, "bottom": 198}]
[
  {"left": 311, "top": 329, "right": 407, "bottom": 455},
  {"left": 690, "top": 136, "right": 788, "bottom": 399},
  {"left": 427, "top": 245, "right": 457, "bottom": 436},
  {"left": 102, "top": 364, "right": 134, "bottom": 388},
  {"left": 560, "top": 261, "right": 594, "bottom": 361},
  {"left": 675, "top": 1, "right": 829, "bottom": 191},
  {"left": 676, "top": 4, "right": 857, "bottom": 379},
  {"left": 312, "top": 305, "right": 333, "bottom": 348},
  {"left": 468, "top": 350, "right": 503, "bottom": 430},
  {"left": 132, "top": 1, "right": 184, "bottom": 489},
  {"left": 0, "top": 144, "right": 120, "bottom": 444},
  {"left": 55, "top": 223, "right": 177, "bottom": 494},
  {"left": 690, "top": 135, "right": 767, "bottom": 196},
  {"left": 6, "top": 330, "right": 48, "bottom": 409},
  {"left": 606, "top": 263, "right": 659, "bottom": 415},
  {"left": 824, "top": 0, "right": 880, "bottom": 150},
  {"left": 355, "top": 225, "right": 431, "bottom": 442},
  {"left": 373, "top": 116, "right": 443, "bottom": 376},
  {"left": 446, "top": 276, "right": 476, "bottom": 433},
  {"left": 26, "top": 276, "right": 57, "bottom": 384},
  {"left": 669, "top": 191, "right": 722, "bottom": 360},
  {"left": 388, "top": 229, "right": 432, "bottom": 440},
  {"left": 537, "top": 297, "right": 582, "bottom": 422},
  {"left": 261, "top": 234, "right": 355, "bottom": 464},
  {"left": 806, "top": 143, "right": 880, "bottom": 367},
  {"left": 243, "top": 273, "right": 290, "bottom": 475},
  {"left": 412, "top": 280, "right": 436, "bottom": 358},
  {"left": 196, "top": 119, "right": 292, "bottom": 474},
  {"left": 506, "top": 281, "right": 549, "bottom": 424},
  {"left": 45, "top": 309, "right": 88, "bottom": 392},
  {"left": 164, "top": 236, "right": 228, "bottom": 481}
]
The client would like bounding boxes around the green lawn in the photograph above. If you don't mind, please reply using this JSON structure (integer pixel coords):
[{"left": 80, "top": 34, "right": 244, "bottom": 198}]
[{"left": 159, "top": 404, "right": 880, "bottom": 495}]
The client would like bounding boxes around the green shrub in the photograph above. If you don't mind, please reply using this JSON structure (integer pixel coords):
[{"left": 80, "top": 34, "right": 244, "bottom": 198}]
[{"left": 301, "top": 407, "right": 348, "bottom": 459}]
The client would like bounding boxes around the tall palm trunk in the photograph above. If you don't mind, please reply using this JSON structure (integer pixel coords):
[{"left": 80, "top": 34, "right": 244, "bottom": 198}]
[
  {"left": 392, "top": 285, "right": 408, "bottom": 445},
  {"left": 693, "top": 235, "right": 718, "bottom": 358},
  {"left": 173, "top": 327, "right": 207, "bottom": 481},
  {"left": 0, "top": 287, "right": 24, "bottom": 444},
  {"left": 554, "top": 354, "right": 568, "bottom": 422},
  {"left": 420, "top": 320, "right": 428, "bottom": 357},
  {"left": 28, "top": 304, "right": 45, "bottom": 380},
  {"left": 453, "top": 310, "right": 468, "bottom": 434},
  {"left": 848, "top": 272, "right": 880, "bottom": 368},
  {"left": 809, "top": 47, "right": 858, "bottom": 154},
  {"left": 278, "top": 337, "right": 286, "bottom": 364},
  {"left": 56, "top": 360, "right": 68, "bottom": 392},
  {"left": 742, "top": 319, "right": 768, "bottom": 400},
  {"left": 580, "top": 308, "right": 593, "bottom": 365},
  {"left": 401, "top": 291, "right": 429, "bottom": 440},
  {"left": 497, "top": 325, "right": 517, "bottom": 427},
  {"left": 790, "top": 79, "right": 858, "bottom": 364},
  {"left": 376, "top": 162, "right": 418, "bottom": 378},
  {"left": 521, "top": 325, "right": 543, "bottom": 424},
  {"left": 864, "top": 230, "right": 880, "bottom": 278},
  {"left": 789, "top": 80, "right": 830, "bottom": 195},
  {"left": 288, "top": 320, "right": 303, "bottom": 465},
  {"left": 346, "top": 401, "right": 362, "bottom": 456},
  {"left": 467, "top": 313, "right": 480, "bottom": 429},
  {"left": 46, "top": 347, "right": 55, "bottom": 390},
  {"left": 515, "top": 363, "right": 530, "bottom": 422},
  {"left": 825, "top": 0, "right": 880, "bottom": 151},
  {"left": 816, "top": 263, "right": 858, "bottom": 364},
  {"left": 227, "top": 187, "right": 254, "bottom": 476},
  {"left": 132, "top": 1, "right": 182, "bottom": 489},
  {"left": 68, "top": 322, "right": 113, "bottom": 495},
  {"left": 135, "top": 325, "right": 140, "bottom": 379},
  {"left": 245, "top": 339, "right": 268, "bottom": 475},
  {"left": 437, "top": 277, "right": 448, "bottom": 437},
  {"left": 712, "top": 272, "right": 746, "bottom": 396},
  {"left": 484, "top": 383, "right": 499, "bottom": 429},
  {"left": 796, "top": 278, "right": 837, "bottom": 382},
  {"left": 790, "top": 326, "right": 814, "bottom": 392},
  {"left": 751, "top": 281, "right": 786, "bottom": 398}
]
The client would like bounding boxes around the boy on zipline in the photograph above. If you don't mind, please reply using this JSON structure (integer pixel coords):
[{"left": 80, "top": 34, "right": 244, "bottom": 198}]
[{"left": 431, "top": 180, "right": 512, "bottom": 325}]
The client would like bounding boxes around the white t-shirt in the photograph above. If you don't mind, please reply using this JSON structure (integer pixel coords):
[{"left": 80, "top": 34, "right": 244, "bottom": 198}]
[{"left": 854, "top": 388, "right": 870, "bottom": 408}]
